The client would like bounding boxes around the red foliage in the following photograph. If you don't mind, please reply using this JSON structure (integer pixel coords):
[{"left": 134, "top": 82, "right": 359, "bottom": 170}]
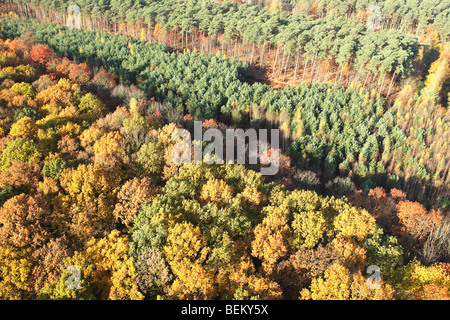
[
  {"left": 68, "top": 62, "right": 92, "bottom": 85},
  {"left": 396, "top": 200, "right": 443, "bottom": 248},
  {"left": 91, "top": 70, "right": 117, "bottom": 89},
  {"left": 28, "top": 44, "right": 56, "bottom": 68},
  {"left": 439, "top": 263, "right": 450, "bottom": 276},
  {"left": 202, "top": 119, "right": 219, "bottom": 129},
  {"left": 147, "top": 109, "right": 162, "bottom": 125},
  {"left": 183, "top": 114, "right": 193, "bottom": 123},
  {"left": 53, "top": 57, "right": 73, "bottom": 78},
  {"left": 161, "top": 31, "right": 176, "bottom": 47}
]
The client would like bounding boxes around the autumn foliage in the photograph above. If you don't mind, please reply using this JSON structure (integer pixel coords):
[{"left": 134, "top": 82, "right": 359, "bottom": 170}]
[{"left": 0, "top": 31, "right": 449, "bottom": 301}]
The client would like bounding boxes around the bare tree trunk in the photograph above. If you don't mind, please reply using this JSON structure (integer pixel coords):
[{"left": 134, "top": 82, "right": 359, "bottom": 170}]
[
  {"left": 279, "top": 50, "right": 286, "bottom": 77},
  {"left": 272, "top": 45, "right": 279, "bottom": 74},
  {"left": 259, "top": 44, "right": 265, "bottom": 69},
  {"left": 362, "top": 72, "right": 370, "bottom": 90},
  {"left": 283, "top": 54, "right": 290, "bottom": 80},
  {"left": 302, "top": 59, "right": 308, "bottom": 82},
  {"left": 378, "top": 72, "right": 387, "bottom": 95},
  {"left": 386, "top": 71, "right": 397, "bottom": 99},
  {"left": 293, "top": 52, "right": 300, "bottom": 81},
  {"left": 250, "top": 43, "right": 255, "bottom": 65}
]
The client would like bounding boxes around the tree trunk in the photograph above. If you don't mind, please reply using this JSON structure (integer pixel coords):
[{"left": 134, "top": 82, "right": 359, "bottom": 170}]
[
  {"left": 302, "top": 59, "right": 308, "bottom": 82},
  {"left": 386, "top": 70, "right": 397, "bottom": 99},
  {"left": 378, "top": 72, "right": 387, "bottom": 95},
  {"left": 272, "top": 46, "right": 280, "bottom": 74},
  {"left": 293, "top": 52, "right": 300, "bottom": 81}
]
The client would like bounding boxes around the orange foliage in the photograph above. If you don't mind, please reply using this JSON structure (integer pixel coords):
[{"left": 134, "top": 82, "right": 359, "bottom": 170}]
[
  {"left": 28, "top": 44, "right": 56, "bottom": 68},
  {"left": 396, "top": 201, "right": 443, "bottom": 243}
]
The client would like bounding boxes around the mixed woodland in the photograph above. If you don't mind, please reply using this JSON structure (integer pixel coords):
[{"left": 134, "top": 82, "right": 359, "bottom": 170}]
[{"left": 0, "top": 0, "right": 449, "bottom": 300}]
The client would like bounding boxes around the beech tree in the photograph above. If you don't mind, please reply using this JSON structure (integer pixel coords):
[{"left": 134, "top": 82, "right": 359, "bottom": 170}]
[
  {"left": 251, "top": 213, "right": 291, "bottom": 274},
  {"left": 0, "top": 246, "right": 32, "bottom": 300},
  {"left": 0, "top": 193, "right": 51, "bottom": 249}
]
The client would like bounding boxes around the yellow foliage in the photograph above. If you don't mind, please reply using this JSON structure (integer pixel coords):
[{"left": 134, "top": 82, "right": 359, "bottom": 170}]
[
  {"left": 37, "top": 177, "right": 59, "bottom": 196},
  {"left": 200, "top": 179, "right": 234, "bottom": 205},
  {"left": 251, "top": 213, "right": 291, "bottom": 274},
  {"left": 238, "top": 187, "right": 262, "bottom": 206},
  {"left": 333, "top": 207, "right": 376, "bottom": 241},
  {"left": 140, "top": 28, "right": 147, "bottom": 42},
  {"left": 57, "top": 164, "right": 120, "bottom": 240},
  {"left": 93, "top": 131, "right": 123, "bottom": 156},
  {"left": 85, "top": 230, "right": 143, "bottom": 300},
  {"left": 393, "top": 259, "right": 450, "bottom": 299},
  {"left": 9, "top": 116, "right": 38, "bottom": 137},
  {"left": 301, "top": 262, "right": 352, "bottom": 300},
  {"left": 0, "top": 246, "right": 32, "bottom": 300},
  {"left": 80, "top": 126, "right": 106, "bottom": 149},
  {"left": 169, "top": 264, "right": 216, "bottom": 300},
  {"left": 330, "top": 238, "right": 367, "bottom": 270},
  {"left": 158, "top": 122, "right": 179, "bottom": 147},
  {"left": 425, "top": 59, "right": 450, "bottom": 94},
  {"left": 292, "top": 210, "right": 326, "bottom": 249},
  {"left": 164, "top": 222, "right": 210, "bottom": 276},
  {"left": 58, "top": 121, "right": 81, "bottom": 137}
]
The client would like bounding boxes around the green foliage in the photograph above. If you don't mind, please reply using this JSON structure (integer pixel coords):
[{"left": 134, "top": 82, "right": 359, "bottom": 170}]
[
  {"left": 41, "top": 158, "right": 67, "bottom": 180},
  {"left": 14, "top": 107, "right": 38, "bottom": 122},
  {"left": 0, "top": 138, "right": 41, "bottom": 171},
  {"left": 136, "top": 142, "right": 164, "bottom": 180},
  {"left": 360, "top": 227, "right": 403, "bottom": 275}
]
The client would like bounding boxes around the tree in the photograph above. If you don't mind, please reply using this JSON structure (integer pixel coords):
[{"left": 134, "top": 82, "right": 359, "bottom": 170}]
[
  {"left": 11, "top": 82, "right": 35, "bottom": 98},
  {"left": 129, "top": 198, "right": 170, "bottom": 257},
  {"left": 38, "top": 251, "right": 96, "bottom": 300},
  {"left": 56, "top": 164, "right": 120, "bottom": 242},
  {"left": 28, "top": 44, "right": 56, "bottom": 68},
  {"left": 300, "top": 262, "right": 394, "bottom": 300},
  {"left": 0, "top": 138, "right": 41, "bottom": 171},
  {"left": 391, "top": 259, "right": 450, "bottom": 300},
  {"left": 0, "top": 194, "right": 51, "bottom": 249},
  {"left": 68, "top": 62, "right": 92, "bottom": 85},
  {"left": 41, "top": 158, "right": 66, "bottom": 180},
  {"left": 113, "top": 177, "right": 160, "bottom": 228},
  {"left": 9, "top": 116, "right": 38, "bottom": 138},
  {"left": 93, "top": 131, "right": 125, "bottom": 170},
  {"left": 31, "top": 237, "right": 71, "bottom": 295},
  {"left": 251, "top": 213, "right": 291, "bottom": 274},
  {"left": 0, "top": 160, "right": 40, "bottom": 193},
  {"left": 325, "top": 177, "right": 355, "bottom": 198},
  {"left": 0, "top": 246, "right": 32, "bottom": 300},
  {"left": 300, "top": 262, "right": 352, "bottom": 300},
  {"left": 136, "top": 142, "right": 165, "bottom": 180},
  {"left": 292, "top": 210, "right": 326, "bottom": 249},
  {"left": 424, "top": 53, "right": 450, "bottom": 96},
  {"left": 78, "top": 92, "right": 106, "bottom": 117},
  {"left": 199, "top": 179, "right": 234, "bottom": 206},
  {"left": 164, "top": 222, "right": 210, "bottom": 276},
  {"left": 360, "top": 227, "right": 403, "bottom": 275},
  {"left": 333, "top": 207, "right": 376, "bottom": 241},
  {"left": 135, "top": 247, "right": 173, "bottom": 298},
  {"left": 396, "top": 201, "right": 443, "bottom": 247},
  {"left": 290, "top": 244, "right": 340, "bottom": 280},
  {"left": 85, "top": 230, "right": 144, "bottom": 300}
]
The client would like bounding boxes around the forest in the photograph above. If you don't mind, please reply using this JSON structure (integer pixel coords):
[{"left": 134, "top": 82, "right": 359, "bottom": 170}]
[
  {"left": 3, "top": 0, "right": 421, "bottom": 94},
  {"left": 0, "top": 0, "right": 449, "bottom": 301}
]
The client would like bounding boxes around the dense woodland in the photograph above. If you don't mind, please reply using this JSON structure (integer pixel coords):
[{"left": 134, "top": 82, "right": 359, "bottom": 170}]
[
  {"left": 3, "top": 0, "right": 421, "bottom": 93},
  {"left": 0, "top": 0, "right": 449, "bottom": 300},
  {"left": 253, "top": 0, "right": 450, "bottom": 41}
]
